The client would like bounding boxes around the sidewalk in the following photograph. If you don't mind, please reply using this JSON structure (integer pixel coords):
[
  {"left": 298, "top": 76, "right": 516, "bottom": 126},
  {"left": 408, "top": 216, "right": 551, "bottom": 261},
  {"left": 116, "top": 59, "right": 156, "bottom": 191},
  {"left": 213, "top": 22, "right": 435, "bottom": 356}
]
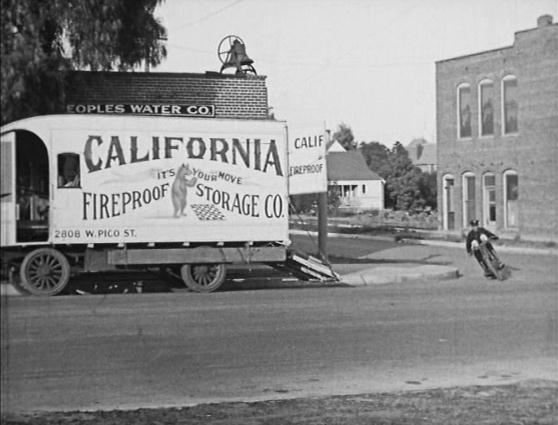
[
  {"left": 290, "top": 229, "right": 558, "bottom": 256},
  {"left": 329, "top": 240, "right": 459, "bottom": 286},
  {"left": 335, "top": 263, "right": 459, "bottom": 286}
]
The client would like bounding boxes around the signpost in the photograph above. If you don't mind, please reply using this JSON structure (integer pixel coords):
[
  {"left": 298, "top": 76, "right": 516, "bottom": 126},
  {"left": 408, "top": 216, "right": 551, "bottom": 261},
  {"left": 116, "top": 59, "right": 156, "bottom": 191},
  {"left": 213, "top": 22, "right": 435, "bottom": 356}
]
[
  {"left": 288, "top": 131, "right": 327, "bottom": 195},
  {"left": 288, "top": 128, "right": 329, "bottom": 259}
]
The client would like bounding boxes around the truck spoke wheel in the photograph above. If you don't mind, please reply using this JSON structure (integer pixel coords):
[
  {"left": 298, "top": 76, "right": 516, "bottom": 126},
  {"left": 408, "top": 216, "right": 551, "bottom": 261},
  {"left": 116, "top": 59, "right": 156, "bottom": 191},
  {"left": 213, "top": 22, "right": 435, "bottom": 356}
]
[
  {"left": 20, "top": 248, "right": 70, "bottom": 296},
  {"left": 181, "top": 264, "right": 226, "bottom": 293}
]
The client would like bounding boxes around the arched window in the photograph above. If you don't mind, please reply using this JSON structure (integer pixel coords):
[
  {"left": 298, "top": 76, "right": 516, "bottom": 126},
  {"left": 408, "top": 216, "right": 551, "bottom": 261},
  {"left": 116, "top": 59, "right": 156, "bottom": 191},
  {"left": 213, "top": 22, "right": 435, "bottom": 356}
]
[
  {"left": 502, "top": 75, "right": 518, "bottom": 134},
  {"left": 442, "top": 174, "right": 455, "bottom": 230},
  {"left": 482, "top": 172, "right": 496, "bottom": 228},
  {"left": 478, "top": 79, "right": 494, "bottom": 136},
  {"left": 462, "top": 172, "right": 476, "bottom": 227},
  {"left": 457, "top": 83, "right": 472, "bottom": 138},
  {"left": 503, "top": 170, "right": 519, "bottom": 228}
]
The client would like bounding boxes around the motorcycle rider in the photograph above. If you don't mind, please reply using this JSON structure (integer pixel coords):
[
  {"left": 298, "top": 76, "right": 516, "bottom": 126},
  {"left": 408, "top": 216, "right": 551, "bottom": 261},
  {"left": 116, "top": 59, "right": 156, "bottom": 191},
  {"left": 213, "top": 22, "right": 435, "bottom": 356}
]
[{"left": 465, "top": 219, "right": 505, "bottom": 278}]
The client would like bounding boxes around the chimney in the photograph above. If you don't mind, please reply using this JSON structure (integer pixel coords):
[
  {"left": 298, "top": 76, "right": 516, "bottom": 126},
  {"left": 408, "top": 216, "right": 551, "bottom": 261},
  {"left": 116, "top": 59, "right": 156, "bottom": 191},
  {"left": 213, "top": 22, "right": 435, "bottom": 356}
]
[{"left": 537, "top": 14, "right": 553, "bottom": 28}]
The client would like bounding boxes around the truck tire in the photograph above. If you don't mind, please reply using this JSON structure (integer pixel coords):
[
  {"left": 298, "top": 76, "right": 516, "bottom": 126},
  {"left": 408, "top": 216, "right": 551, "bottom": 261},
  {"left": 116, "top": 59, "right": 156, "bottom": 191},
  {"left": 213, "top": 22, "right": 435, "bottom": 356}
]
[
  {"left": 180, "top": 263, "right": 226, "bottom": 293},
  {"left": 20, "top": 248, "right": 71, "bottom": 296}
]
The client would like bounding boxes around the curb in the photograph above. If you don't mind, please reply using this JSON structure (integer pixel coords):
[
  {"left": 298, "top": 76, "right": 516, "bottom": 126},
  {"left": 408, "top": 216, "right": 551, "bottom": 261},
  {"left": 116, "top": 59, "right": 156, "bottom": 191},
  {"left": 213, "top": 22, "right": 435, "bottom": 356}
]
[{"left": 340, "top": 265, "right": 460, "bottom": 286}]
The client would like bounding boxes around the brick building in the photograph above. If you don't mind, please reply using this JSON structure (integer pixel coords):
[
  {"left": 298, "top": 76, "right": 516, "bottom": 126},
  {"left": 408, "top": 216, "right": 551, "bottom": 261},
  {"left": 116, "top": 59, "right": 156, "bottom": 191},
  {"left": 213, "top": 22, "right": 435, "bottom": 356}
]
[
  {"left": 65, "top": 70, "right": 271, "bottom": 120},
  {"left": 436, "top": 15, "right": 558, "bottom": 241}
]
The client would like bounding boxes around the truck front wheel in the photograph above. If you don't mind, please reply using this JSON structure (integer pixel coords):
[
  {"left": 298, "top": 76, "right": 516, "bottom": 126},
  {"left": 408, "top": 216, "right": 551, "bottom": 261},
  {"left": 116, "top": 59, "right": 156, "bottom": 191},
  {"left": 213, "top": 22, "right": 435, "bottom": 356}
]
[
  {"left": 20, "top": 248, "right": 71, "bottom": 296},
  {"left": 180, "top": 263, "right": 226, "bottom": 293}
]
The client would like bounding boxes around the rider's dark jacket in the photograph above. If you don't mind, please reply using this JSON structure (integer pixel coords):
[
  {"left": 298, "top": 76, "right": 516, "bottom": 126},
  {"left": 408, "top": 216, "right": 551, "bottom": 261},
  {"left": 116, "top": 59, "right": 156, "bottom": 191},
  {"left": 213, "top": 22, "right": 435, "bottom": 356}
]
[{"left": 465, "top": 227, "right": 498, "bottom": 254}]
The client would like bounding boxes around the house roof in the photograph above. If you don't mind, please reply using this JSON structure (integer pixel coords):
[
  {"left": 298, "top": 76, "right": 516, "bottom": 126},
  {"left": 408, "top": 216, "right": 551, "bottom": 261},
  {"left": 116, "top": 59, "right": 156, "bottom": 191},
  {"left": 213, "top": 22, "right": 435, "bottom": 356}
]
[
  {"left": 408, "top": 143, "right": 437, "bottom": 166},
  {"left": 327, "top": 151, "right": 383, "bottom": 181},
  {"left": 327, "top": 140, "right": 346, "bottom": 152}
]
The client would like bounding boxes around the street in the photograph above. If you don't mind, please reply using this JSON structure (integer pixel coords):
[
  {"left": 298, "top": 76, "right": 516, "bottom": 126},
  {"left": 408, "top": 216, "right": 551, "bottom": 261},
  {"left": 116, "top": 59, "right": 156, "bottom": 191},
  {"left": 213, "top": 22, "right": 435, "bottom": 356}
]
[{"left": 1, "top": 235, "right": 557, "bottom": 414}]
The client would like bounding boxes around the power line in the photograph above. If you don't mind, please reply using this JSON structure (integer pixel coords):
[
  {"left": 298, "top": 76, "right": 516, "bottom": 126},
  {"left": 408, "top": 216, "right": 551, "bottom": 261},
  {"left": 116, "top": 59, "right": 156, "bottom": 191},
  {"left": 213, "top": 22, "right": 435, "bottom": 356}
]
[
  {"left": 168, "top": 43, "right": 433, "bottom": 67},
  {"left": 273, "top": 0, "right": 425, "bottom": 99},
  {"left": 170, "top": 0, "right": 244, "bottom": 30},
  {"left": 167, "top": 43, "right": 215, "bottom": 55}
]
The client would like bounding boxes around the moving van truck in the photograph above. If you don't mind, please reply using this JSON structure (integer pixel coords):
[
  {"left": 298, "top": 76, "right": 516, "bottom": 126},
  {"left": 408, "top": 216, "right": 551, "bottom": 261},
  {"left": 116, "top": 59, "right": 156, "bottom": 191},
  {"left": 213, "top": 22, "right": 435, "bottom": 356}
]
[{"left": 0, "top": 115, "right": 289, "bottom": 295}]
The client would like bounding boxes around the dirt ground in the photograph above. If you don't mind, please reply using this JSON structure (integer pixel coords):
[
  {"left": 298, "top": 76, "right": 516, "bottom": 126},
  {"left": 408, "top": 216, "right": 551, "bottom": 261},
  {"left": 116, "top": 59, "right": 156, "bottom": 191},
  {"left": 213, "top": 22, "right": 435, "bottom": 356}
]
[{"left": 3, "top": 380, "right": 557, "bottom": 425}]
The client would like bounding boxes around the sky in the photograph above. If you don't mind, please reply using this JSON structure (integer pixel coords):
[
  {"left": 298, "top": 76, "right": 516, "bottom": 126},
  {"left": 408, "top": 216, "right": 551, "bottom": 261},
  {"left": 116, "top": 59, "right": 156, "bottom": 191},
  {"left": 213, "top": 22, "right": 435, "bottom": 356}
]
[{"left": 153, "top": 0, "right": 557, "bottom": 147}]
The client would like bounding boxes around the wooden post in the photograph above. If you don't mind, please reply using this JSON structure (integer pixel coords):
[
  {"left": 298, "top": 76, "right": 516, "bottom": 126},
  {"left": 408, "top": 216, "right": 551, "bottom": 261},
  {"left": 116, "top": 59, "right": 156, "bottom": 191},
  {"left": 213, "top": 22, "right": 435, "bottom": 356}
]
[
  {"left": 318, "top": 126, "right": 330, "bottom": 261},
  {"left": 318, "top": 189, "right": 328, "bottom": 261}
]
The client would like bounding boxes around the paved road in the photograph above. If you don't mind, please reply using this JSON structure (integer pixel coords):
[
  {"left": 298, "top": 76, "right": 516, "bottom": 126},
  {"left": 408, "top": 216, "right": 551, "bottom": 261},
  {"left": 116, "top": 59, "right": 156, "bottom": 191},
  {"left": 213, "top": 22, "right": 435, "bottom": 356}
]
[{"left": 1, "top": 240, "right": 557, "bottom": 413}]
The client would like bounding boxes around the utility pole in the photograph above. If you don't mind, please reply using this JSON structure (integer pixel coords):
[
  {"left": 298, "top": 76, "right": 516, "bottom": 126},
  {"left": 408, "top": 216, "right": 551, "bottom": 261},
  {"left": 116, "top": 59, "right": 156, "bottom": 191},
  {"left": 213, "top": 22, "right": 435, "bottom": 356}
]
[
  {"left": 317, "top": 128, "right": 330, "bottom": 261},
  {"left": 318, "top": 190, "right": 328, "bottom": 260}
]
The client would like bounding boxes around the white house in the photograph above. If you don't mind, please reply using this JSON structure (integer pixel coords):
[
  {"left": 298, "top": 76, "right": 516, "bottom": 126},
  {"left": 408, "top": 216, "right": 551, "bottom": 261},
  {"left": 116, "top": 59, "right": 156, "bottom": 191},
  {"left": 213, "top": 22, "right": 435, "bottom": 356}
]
[{"left": 327, "top": 150, "right": 385, "bottom": 211}]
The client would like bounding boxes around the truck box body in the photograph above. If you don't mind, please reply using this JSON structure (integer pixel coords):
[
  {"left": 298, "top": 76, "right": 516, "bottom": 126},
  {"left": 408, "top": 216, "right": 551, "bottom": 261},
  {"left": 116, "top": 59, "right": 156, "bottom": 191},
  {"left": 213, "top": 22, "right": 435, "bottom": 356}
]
[{"left": 1, "top": 115, "right": 289, "bottom": 247}]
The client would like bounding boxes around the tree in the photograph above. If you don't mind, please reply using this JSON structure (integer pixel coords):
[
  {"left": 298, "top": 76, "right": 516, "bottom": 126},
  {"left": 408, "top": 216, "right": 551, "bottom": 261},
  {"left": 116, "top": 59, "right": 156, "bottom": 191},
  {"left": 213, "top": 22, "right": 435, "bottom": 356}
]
[
  {"left": 332, "top": 122, "right": 356, "bottom": 150},
  {"left": 384, "top": 142, "right": 420, "bottom": 210},
  {"left": 327, "top": 185, "right": 341, "bottom": 213},
  {"left": 289, "top": 193, "right": 316, "bottom": 215},
  {"left": 359, "top": 140, "right": 438, "bottom": 212},
  {"left": 359, "top": 141, "right": 391, "bottom": 179},
  {"left": 1, "top": 0, "right": 167, "bottom": 124},
  {"left": 418, "top": 171, "right": 437, "bottom": 210}
]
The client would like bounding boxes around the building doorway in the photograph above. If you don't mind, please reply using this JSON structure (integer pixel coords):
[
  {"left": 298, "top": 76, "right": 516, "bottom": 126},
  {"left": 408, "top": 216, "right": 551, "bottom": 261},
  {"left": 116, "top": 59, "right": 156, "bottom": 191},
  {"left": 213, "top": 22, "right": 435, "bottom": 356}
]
[
  {"left": 504, "top": 170, "right": 519, "bottom": 228},
  {"left": 442, "top": 174, "right": 455, "bottom": 230},
  {"left": 15, "top": 131, "right": 50, "bottom": 243},
  {"left": 462, "top": 173, "right": 476, "bottom": 227}
]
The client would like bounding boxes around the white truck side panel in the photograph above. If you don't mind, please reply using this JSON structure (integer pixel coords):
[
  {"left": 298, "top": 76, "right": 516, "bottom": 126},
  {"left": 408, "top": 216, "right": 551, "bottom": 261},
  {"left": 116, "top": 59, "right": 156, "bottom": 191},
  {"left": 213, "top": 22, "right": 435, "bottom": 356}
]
[{"left": 2, "top": 115, "right": 289, "bottom": 245}]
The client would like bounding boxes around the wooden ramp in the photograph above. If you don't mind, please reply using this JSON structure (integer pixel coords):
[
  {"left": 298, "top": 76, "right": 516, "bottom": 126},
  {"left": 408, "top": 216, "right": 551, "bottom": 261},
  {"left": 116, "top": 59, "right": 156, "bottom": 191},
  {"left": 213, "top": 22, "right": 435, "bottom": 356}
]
[{"left": 270, "top": 249, "right": 340, "bottom": 282}]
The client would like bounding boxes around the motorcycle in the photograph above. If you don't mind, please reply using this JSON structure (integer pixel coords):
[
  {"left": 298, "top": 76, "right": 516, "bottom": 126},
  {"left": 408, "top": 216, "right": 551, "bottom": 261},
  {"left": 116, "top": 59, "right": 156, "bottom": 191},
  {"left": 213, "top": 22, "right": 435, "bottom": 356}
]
[{"left": 473, "top": 235, "right": 507, "bottom": 281}]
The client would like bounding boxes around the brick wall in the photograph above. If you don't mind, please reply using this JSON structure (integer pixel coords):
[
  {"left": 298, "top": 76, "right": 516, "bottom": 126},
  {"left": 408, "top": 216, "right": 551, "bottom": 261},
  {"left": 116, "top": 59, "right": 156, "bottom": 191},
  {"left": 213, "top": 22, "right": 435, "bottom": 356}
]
[
  {"left": 65, "top": 71, "right": 270, "bottom": 120},
  {"left": 436, "top": 17, "right": 558, "bottom": 240}
]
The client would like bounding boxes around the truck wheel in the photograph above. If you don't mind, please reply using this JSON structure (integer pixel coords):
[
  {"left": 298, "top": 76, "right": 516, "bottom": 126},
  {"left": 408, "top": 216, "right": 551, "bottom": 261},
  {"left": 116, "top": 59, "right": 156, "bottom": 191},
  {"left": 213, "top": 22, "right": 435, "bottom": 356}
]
[
  {"left": 180, "top": 264, "right": 226, "bottom": 293},
  {"left": 20, "top": 248, "right": 71, "bottom": 296}
]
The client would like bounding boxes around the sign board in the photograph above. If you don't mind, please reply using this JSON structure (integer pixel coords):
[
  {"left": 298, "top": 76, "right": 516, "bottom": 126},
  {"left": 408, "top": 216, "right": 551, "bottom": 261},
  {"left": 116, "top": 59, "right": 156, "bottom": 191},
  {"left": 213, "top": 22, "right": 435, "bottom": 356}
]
[
  {"left": 288, "top": 129, "right": 328, "bottom": 195},
  {"left": 0, "top": 115, "right": 288, "bottom": 245},
  {"left": 67, "top": 103, "right": 215, "bottom": 117}
]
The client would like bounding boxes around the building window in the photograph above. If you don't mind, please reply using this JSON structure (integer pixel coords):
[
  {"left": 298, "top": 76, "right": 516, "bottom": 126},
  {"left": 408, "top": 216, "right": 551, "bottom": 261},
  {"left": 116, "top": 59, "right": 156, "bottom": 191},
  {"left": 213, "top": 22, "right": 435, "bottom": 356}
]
[
  {"left": 57, "top": 153, "right": 81, "bottom": 188},
  {"left": 482, "top": 173, "right": 496, "bottom": 227},
  {"left": 462, "top": 172, "right": 476, "bottom": 227},
  {"left": 502, "top": 75, "right": 518, "bottom": 134},
  {"left": 457, "top": 84, "right": 472, "bottom": 138},
  {"left": 340, "top": 185, "right": 351, "bottom": 198},
  {"left": 341, "top": 184, "right": 357, "bottom": 198},
  {"left": 504, "top": 170, "right": 519, "bottom": 228},
  {"left": 479, "top": 80, "right": 494, "bottom": 136},
  {"left": 362, "top": 184, "right": 366, "bottom": 194}
]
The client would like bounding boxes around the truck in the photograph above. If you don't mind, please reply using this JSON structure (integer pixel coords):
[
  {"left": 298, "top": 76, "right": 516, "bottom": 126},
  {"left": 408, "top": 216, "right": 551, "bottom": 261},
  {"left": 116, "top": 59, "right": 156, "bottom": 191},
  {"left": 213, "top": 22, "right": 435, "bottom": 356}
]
[{"left": 0, "top": 114, "right": 291, "bottom": 295}]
